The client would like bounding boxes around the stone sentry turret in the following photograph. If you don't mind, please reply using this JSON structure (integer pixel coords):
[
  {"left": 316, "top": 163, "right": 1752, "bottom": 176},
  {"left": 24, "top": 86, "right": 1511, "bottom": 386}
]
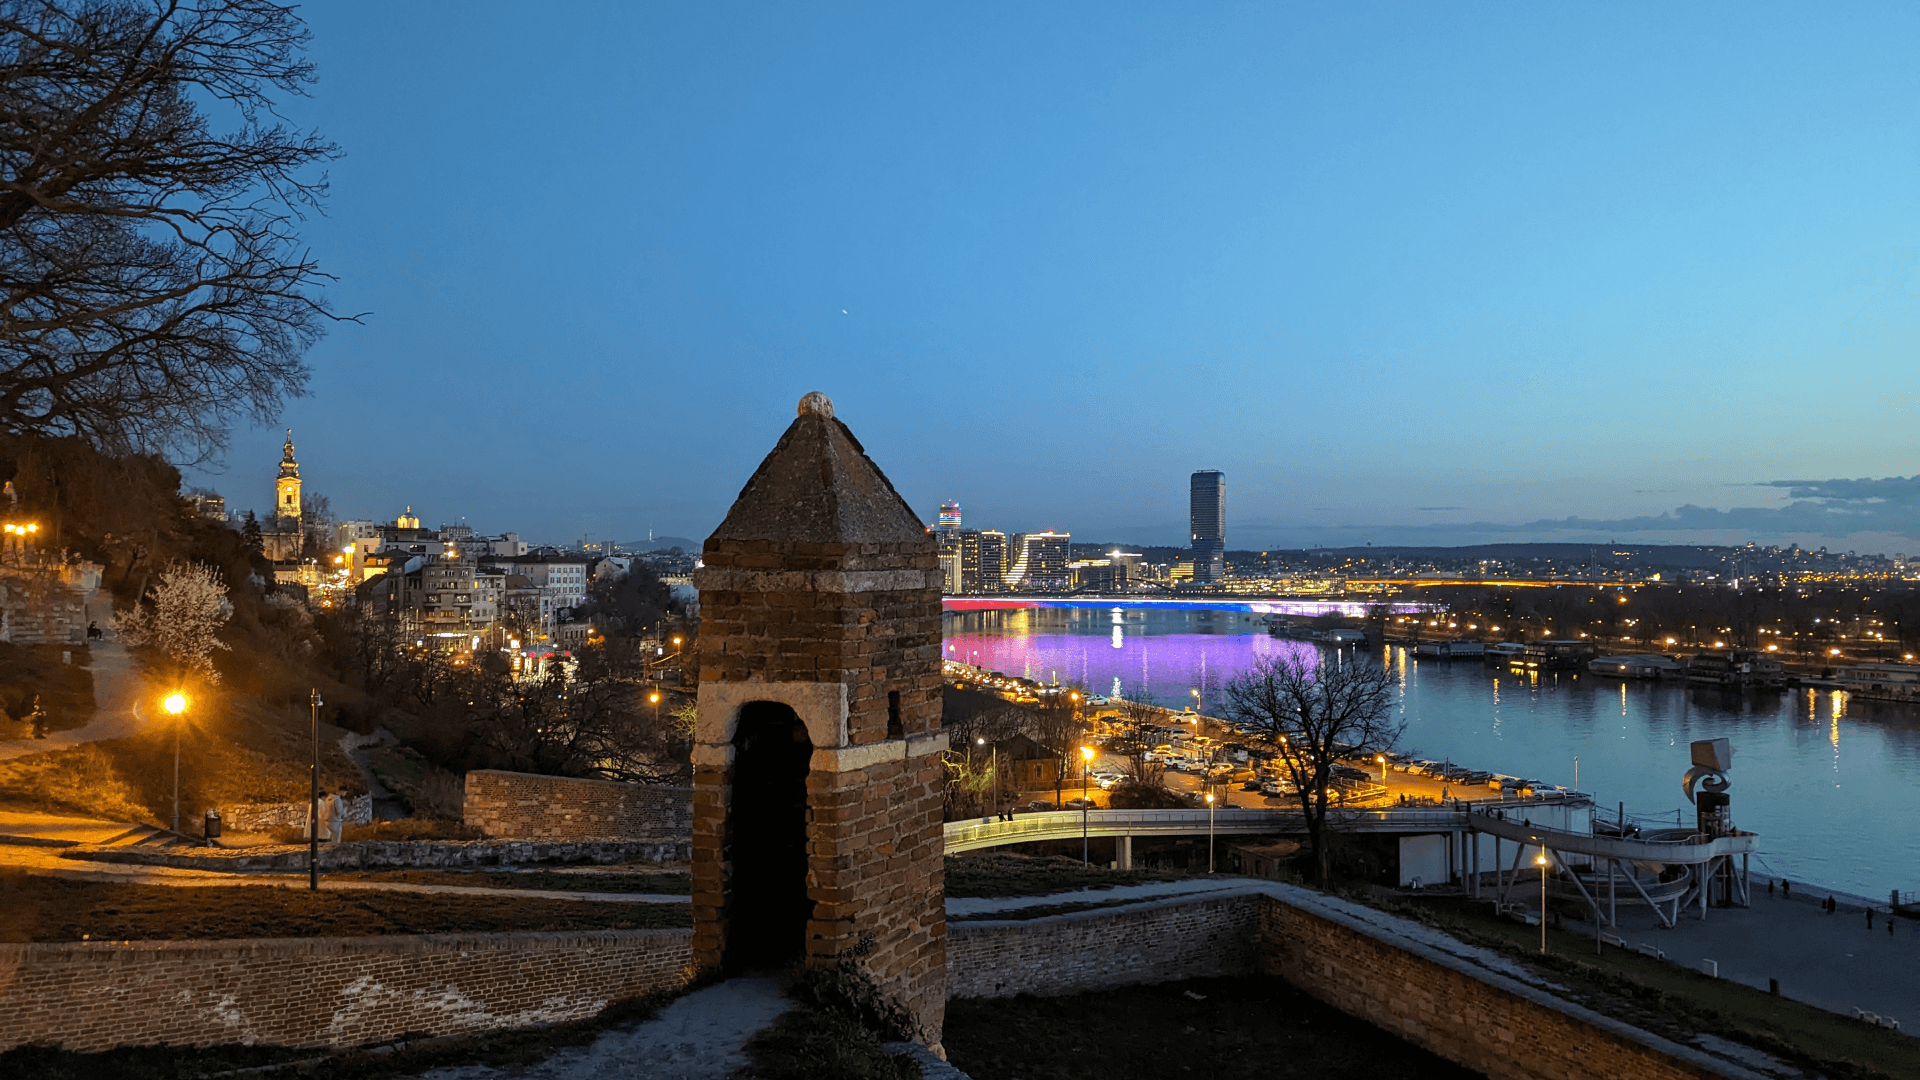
[{"left": 691, "top": 392, "right": 948, "bottom": 1046}]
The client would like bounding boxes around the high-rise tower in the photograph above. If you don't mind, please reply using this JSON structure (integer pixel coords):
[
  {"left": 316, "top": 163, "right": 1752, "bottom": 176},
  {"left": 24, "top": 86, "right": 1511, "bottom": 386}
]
[
  {"left": 936, "top": 501, "right": 963, "bottom": 534},
  {"left": 275, "top": 430, "right": 302, "bottom": 522},
  {"left": 1189, "top": 470, "right": 1225, "bottom": 583}
]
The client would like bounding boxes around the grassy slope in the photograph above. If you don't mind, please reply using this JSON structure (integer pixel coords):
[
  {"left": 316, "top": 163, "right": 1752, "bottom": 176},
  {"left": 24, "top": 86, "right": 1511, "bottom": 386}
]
[
  {"left": 0, "top": 870, "right": 689, "bottom": 942},
  {"left": 0, "top": 642, "right": 94, "bottom": 733},
  {"left": 944, "top": 853, "right": 1179, "bottom": 898}
]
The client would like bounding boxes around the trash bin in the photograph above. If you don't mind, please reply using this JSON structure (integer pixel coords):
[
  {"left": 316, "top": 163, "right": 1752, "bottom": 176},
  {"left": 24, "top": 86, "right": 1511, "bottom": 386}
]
[{"left": 203, "top": 809, "right": 222, "bottom": 842}]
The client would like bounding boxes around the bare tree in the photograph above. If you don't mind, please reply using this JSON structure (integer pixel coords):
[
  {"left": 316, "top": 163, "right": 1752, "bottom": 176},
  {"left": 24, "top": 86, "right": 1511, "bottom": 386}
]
[
  {"left": 1108, "top": 691, "right": 1166, "bottom": 790},
  {"left": 0, "top": 0, "right": 350, "bottom": 460},
  {"left": 1027, "top": 688, "right": 1087, "bottom": 808},
  {"left": 1220, "top": 651, "right": 1402, "bottom": 883}
]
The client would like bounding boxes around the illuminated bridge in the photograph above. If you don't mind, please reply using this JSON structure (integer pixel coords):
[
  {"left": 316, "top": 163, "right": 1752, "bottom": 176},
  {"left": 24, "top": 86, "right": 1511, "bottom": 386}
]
[{"left": 942, "top": 595, "right": 1436, "bottom": 617}]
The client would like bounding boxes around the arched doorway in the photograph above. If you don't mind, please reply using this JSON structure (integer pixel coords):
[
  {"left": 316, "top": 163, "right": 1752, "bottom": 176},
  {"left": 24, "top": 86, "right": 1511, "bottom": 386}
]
[{"left": 724, "top": 701, "right": 815, "bottom": 972}]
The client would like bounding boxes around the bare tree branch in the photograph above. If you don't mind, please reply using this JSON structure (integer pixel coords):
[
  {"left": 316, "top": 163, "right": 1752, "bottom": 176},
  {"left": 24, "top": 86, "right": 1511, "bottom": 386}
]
[
  {"left": 0, "top": 0, "right": 349, "bottom": 461},
  {"left": 1221, "top": 651, "right": 1402, "bottom": 883}
]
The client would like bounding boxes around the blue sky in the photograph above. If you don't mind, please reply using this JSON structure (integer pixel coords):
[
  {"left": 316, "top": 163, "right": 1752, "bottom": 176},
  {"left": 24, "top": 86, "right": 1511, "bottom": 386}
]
[{"left": 188, "top": 2, "right": 1920, "bottom": 551}]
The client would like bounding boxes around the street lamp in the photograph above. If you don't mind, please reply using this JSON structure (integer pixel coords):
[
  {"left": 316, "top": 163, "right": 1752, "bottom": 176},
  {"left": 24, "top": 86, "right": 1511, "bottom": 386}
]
[
  {"left": 309, "top": 689, "right": 323, "bottom": 891},
  {"left": 1205, "top": 790, "right": 1216, "bottom": 873},
  {"left": 1535, "top": 851, "right": 1550, "bottom": 954},
  {"left": 1079, "top": 745, "right": 1094, "bottom": 867},
  {"left": 162, "top": 692, "right": 187, "bottom": 833},
  {"left": 1377, "top": 754, "right": 1387, "bottom": 783}
]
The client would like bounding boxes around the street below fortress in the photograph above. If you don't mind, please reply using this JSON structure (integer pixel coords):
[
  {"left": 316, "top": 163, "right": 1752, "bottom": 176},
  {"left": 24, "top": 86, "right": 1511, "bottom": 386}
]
[{"left": 949, "top": 605, "right": 1920, "bottom": 900}]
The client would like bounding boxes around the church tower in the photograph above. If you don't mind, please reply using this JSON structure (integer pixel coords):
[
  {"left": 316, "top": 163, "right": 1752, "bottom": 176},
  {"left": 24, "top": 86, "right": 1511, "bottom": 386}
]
[{"left": 275, "top": 430, "right": 302, "bottom": 522}]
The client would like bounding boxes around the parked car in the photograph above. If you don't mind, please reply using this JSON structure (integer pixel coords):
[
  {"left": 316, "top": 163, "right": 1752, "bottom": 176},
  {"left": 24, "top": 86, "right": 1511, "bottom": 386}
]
[
  {"left": 1063, "top": 798, "right": 1096, "bottom": 810},
  {"left": 1330, "top": 765, "right": 1370, "bottom": 783},
  {"left": 1026, "top": 800, "right": 1055, "bottom": 812},
  {"left": 1241, "top": 781, "right": 1262, "bottom": 791}
]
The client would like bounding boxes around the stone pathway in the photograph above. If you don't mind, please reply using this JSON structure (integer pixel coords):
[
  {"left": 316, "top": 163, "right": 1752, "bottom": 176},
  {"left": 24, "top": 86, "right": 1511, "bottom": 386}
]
[
  {"left": 417, "top": 977, "right": 790, "bottom": 1080},
  {"left": 0, "top": 639, "right": 148, "bottom": 762}
]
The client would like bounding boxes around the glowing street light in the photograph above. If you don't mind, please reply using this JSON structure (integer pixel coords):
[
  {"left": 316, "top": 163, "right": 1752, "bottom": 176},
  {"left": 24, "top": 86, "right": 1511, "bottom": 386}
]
[
  {"left": 1079, "top": 745, "right": 1095, "bottom": 867},
  {"left": 1205, "top": 790, "right": 1216, "bottom": 872},
  {"left": 1536, "top": 851, "right": 1550, "bottom": 954},
  {"left": 162, "top": 692, "right": 188, "bottom": 833}
]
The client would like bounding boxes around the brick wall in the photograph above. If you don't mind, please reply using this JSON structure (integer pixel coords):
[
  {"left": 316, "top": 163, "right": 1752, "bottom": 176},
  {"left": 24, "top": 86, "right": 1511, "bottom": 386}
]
[
  {"left": 945, "top": 886, "right": 1757, "bottom": 1080},
  {"left": 0, "top": 929, "right": 692, "bottom": 1053},
  {"left": 946, "top": 893, "right": 1261, "bottom": 999},
  {"left": 462, "top": 770, "right": 692, "bottom": 841},
  {"left": 1257, "top": 889, "right": 1755, "bottom": 1080}
]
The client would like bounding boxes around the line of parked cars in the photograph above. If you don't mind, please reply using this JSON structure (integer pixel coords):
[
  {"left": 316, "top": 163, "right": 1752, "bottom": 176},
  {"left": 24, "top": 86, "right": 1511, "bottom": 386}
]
[{"left": 1387, "top": 754, "right": 1548, "bottom": 795}]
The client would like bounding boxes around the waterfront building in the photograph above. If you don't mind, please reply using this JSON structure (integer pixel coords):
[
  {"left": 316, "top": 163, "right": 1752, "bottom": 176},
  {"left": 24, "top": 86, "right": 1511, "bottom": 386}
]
[
  {"left": 971, "top": 529, "right": 1007, "bottom": 593},
  {"left": 1190, "top": 469, "right": 1225, "bottom": 583},
  {"left": 1007, "top": 530, "right": 1071, "bottom": 591}
]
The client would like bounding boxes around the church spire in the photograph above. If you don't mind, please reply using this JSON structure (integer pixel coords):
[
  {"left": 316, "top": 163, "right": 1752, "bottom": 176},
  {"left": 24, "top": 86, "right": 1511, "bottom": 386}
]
[{"left": 275, "top": 429, "right": 302, "bottom": 520}]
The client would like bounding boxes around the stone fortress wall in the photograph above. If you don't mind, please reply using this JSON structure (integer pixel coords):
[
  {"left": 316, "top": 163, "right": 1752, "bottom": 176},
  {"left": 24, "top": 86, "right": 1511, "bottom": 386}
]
[
  {"left": 0, "top": 929, "right": 693, "bottom": 1053},
  {"left": 1, "top": 886, "right": 1761, "bottom": 1078},
  {"left": 462, "top": 769, "right": 693, "bottom": 841}
]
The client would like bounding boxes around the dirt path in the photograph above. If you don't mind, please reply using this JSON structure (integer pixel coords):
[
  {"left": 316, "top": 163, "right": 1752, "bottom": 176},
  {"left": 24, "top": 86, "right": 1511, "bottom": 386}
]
[{"left": 0, "top": 638, "right": 148, "bottom": 762}]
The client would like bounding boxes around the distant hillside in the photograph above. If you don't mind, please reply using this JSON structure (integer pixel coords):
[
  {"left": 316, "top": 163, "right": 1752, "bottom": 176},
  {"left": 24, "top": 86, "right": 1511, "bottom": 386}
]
[{"left": 628, "top": 535, "right": 701, "bottom": 553}]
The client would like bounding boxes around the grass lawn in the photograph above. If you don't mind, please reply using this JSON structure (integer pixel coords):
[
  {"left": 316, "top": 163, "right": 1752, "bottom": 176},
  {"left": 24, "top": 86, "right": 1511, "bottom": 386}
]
[
  {"left": 945, "top": 852, "right": 1179, "bottom": 898},
  {"left": 1386, "top": 893, "right": 1920, "bottom": 1080},
  {"left": 0, "top": 642, "right": 93, "bottom": 735},
  {"left": 945, "top": 974, "right": 1483, "bottom": 1080},
  {"left": 325, "top": 868, "right": 692, "bottom": 894},
  {"left": 0, "top": 870, "right": 690, "bottom": 942}
]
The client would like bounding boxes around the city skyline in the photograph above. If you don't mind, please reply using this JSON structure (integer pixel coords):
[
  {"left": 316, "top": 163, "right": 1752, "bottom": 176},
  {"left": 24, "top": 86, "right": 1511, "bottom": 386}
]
[{"left": 179, "top": 2, "right": 1920, "bottom": 553}]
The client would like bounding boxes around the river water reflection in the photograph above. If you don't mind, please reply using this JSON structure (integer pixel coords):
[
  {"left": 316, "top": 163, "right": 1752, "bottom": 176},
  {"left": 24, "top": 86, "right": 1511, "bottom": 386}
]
[{"left": 944, "top": 605, "right": 1920, "bottom": 898}]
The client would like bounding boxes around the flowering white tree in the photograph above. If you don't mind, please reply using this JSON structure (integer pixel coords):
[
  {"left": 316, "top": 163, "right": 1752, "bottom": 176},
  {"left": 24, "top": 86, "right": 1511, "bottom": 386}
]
[{"left": 118, "top": 563, "right": 233, "bottom": 683}]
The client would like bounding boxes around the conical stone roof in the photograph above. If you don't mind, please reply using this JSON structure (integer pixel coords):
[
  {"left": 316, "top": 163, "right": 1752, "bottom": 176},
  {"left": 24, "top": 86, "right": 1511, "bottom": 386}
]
[{"left": 706, "top": 393, "right": 929, "bottom": 548}]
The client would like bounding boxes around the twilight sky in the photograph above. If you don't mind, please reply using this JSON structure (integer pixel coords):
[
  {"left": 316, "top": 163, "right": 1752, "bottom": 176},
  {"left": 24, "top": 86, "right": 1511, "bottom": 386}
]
[{"left": 187, "top": 2, "right": 1920, "bottom": 552}]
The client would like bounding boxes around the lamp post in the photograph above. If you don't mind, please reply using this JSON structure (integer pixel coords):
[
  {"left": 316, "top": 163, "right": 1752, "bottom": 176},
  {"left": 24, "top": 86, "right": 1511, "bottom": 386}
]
[
  {"left": 1205, "top": 790, "right": 1216, "bottom": 873},
  {"left": 162, "top": 693, "right": 187, "bottom": 833},
  {"left": 1536, "top": 851, "right": 1550, "bottom": 954},
  {"left": 1079, "top": 745, "right": 1094, "bottom": 867},
  {"left": 309, "top": 689, "right": 322, "bottom": 891},
  {"left": 1377, "top": 754, "right": 1387, "bottom": 783}
]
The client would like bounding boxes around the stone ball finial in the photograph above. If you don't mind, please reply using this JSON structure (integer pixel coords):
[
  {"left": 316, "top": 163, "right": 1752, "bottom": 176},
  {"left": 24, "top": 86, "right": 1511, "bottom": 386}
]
[{"left": 797, "top": 391, "right": 834, "bottom": 419}]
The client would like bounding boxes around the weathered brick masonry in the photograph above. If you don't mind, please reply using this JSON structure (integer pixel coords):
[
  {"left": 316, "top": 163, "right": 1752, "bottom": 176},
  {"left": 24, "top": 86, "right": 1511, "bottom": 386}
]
[
  {"left": 949, "top": 886, "right": 1757, "bottom": 1080},
  {"left": 462, "top": 769, "right": 692, "bottom": 842},
  {"left": 692, "top": 392, "right": 948, "bottom": 1047},
  {"left": 0, "top": 929, "right": 692, "bottom": 1053},
  {"left": 945, "top": 893, "right": 1261, "bottom": 999},
  {"left": 1259, "top": 891, "right": 1755, "bottom": 1080}
]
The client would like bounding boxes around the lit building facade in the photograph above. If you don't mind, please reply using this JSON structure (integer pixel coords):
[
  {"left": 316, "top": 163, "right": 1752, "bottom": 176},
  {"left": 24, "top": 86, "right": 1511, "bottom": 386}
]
[
  {"left": 1190, "top": 469, "right": 1225, "bottom": 583},
  {"left": 1007, "top": 531, "right": 1071, "bottom": 591}
]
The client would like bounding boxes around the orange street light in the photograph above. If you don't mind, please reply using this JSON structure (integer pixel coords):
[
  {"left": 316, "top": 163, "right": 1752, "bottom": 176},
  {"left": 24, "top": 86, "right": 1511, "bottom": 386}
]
[{"left": 162, "top": 692, "right": 188, "bottom": 832}]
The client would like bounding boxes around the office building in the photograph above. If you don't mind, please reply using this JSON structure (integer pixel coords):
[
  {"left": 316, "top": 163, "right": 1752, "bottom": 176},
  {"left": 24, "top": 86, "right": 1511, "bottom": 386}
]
[
  {"left": 1190, "top": 470, "right": 1225, "bottom": 583},
  {"left": 1007, "top": 531, "right": 1071, "bottom": 591}
]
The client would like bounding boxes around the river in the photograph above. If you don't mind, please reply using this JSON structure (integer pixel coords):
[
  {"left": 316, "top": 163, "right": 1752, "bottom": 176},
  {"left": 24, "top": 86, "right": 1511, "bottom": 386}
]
[{"left": 943, "top": 604, "right": 1920, "bottom": 899}]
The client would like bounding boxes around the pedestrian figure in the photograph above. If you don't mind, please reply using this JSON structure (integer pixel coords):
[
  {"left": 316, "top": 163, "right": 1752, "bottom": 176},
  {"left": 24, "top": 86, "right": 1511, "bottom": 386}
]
[
  {"left": 1827, "top": 895, "right": 1837, "bottom": 913},
  {"left": 313, "top": 790, "right": 335, "bottom": 842},
  {"left": 1867, "top": 908, "right": 1875, "bottom": 929},
  {"left": 1768, "top": 879, "right": 1775, "bottom": 895},
  {"left": 28, "top": 695, "right": 46, "bottom": 739},
  {"left": 328, "top": 787, "right": 349, "bottom": 843},
  {"left": 1782, "top": 879, "right": 1791, "bottom": 897},
  {"left": 86, "top": 621, "right": 101, "bottom": 640}
]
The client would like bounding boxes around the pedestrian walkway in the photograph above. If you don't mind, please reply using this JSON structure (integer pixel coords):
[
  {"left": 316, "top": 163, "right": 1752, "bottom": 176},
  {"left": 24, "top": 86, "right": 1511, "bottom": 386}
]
[
  {"left": 0, "top": 808, "right": 186, "bottom": 849},
  {"left": 418, "top": 976, "right": 792, "bottom": 1080},
  {"left": 0, "top": 639, "right": 150, "bottom": 762},
  {"left": 1596, "top": 887, "right": 1920, "bottom": 1030}
]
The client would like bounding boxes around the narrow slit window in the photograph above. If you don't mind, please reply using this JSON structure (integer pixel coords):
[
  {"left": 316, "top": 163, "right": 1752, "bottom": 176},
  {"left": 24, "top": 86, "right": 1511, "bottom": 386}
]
[{"left": 887, "top": 690, "right": 903, "bottom": 740}]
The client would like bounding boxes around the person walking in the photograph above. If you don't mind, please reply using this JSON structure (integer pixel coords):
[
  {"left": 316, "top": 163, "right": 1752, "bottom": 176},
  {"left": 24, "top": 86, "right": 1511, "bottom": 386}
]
[
  {"left": 327, "top": 788, "right": 349, "bottom": 843},
  {"left": 313, "top": 789, "right": 336, "bottom": 842}
]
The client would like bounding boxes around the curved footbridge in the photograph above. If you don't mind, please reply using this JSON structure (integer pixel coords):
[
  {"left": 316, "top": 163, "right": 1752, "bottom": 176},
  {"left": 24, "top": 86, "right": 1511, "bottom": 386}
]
[{"left": 945, "top": 799, "right": 1757, "bottom": 930}]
